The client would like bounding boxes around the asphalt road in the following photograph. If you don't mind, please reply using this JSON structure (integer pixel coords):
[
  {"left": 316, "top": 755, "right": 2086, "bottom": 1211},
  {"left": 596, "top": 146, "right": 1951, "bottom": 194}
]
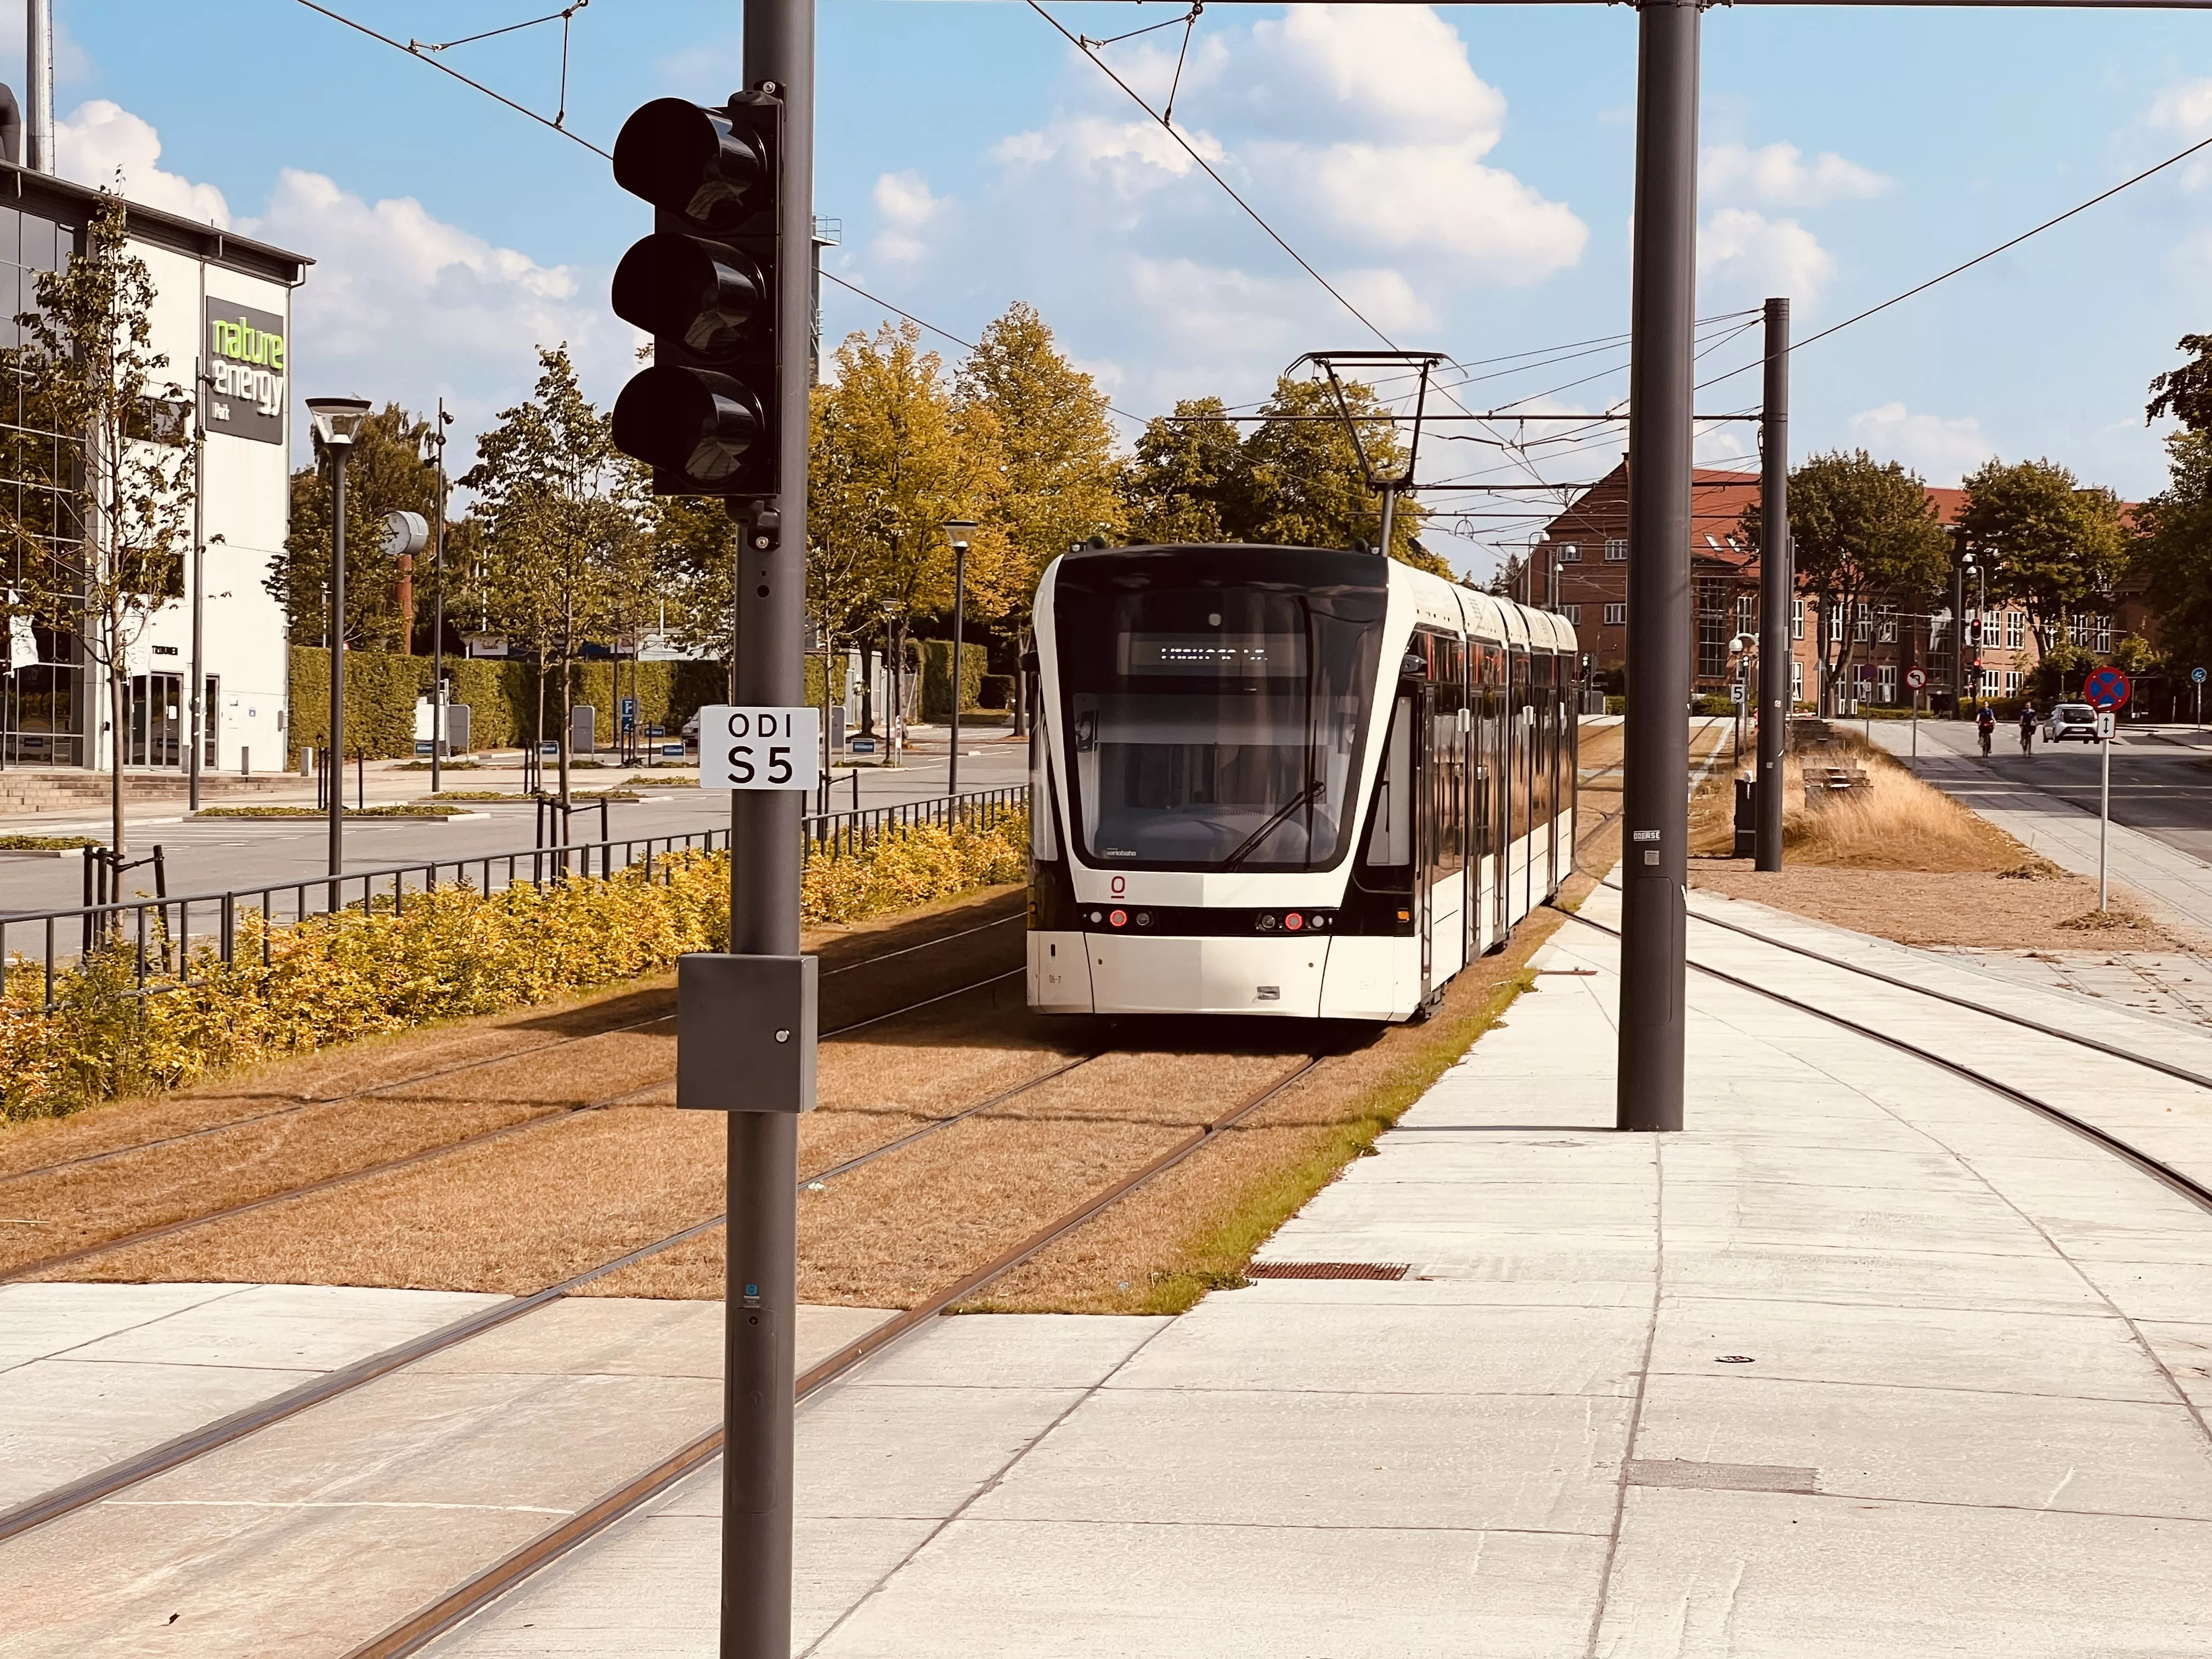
[
  {"left": 1871, "top": 719, "right": 2212, "bottom": 865},
  {"left": 0, "top": 738, "right": 1031, "bottom": 917}
]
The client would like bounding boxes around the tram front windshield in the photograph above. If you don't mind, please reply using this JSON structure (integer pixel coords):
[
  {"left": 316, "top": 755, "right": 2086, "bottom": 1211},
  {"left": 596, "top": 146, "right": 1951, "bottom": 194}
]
[{"left": 1056, "top": 578, "right": 1384, "bottom": 870}]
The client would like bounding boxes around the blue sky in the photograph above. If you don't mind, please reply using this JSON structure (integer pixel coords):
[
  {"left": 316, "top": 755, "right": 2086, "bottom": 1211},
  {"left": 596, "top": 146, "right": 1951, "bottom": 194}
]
[{"left": 38, "top": 1, "right": 2212, "bottom": 577}]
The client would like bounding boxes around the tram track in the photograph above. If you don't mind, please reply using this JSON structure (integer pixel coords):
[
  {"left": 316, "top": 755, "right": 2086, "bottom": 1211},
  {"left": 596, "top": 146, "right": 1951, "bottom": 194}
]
[
  {"left": 340, "top": 1051, "right": 1327, "bottom": 1659},
  {"left": 0, "top": 963, "right": 1032, "bottom": 1286},
  {"left": 0, "top": 912, "right": 1029, "bottom": 1188},
  {"left": 1557, "top": 902, "right": 2212, "bottom": 1216},
  {"left": 0, "top": 1043, "right": 1321, "bottom": 1642}
]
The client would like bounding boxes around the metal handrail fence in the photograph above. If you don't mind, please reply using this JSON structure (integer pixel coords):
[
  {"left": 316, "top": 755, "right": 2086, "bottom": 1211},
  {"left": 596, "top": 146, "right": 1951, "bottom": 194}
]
[{"left": 1, "top": 784, "right": 1028, "bottom": 1011}]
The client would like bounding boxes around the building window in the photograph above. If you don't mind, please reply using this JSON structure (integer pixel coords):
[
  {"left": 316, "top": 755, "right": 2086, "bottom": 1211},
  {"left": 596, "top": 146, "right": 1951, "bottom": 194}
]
[
  {"left": 1604, "top": 539, "right": 1628, "bottom": 562},
  {"left": 2094, "top": 614, "right": 2112, "bottom": 652},
  {"left": 1792, "top": 598, "right": 1804, "bottom": 641},
  {"left": 2005, "top": 611, "right": 2025, "bottom": 651},
  {"left": 1876, "top": 604, "right": 1898, "bottom": 644},
  {"left": 1735, "top": 594, "right": 1755, "bottom": 637},
  {"left": 1854, "top": 602, "right": 1872, "bottom": 643},
  {"left": 1877, "top": 664, "right": 1897, "bottom": 703},
  {"left": 1562, "top": 603, "right": 1582, "bottom": 625},
  {"left": 1697, "top": 579, "right": 1729, "bottom": 681},
  {"left": 1555, "top": 543, "right": 1581, "bottom": 562},
  {"left": 1791, "top": 660, "right": 1802, "bottom": 702},
  {"left": 2004, "top": 669, "right": 2022, "bottom": 694},
  {"left": 1604, "top": 602, "right": 1626, "bottom": 626}
]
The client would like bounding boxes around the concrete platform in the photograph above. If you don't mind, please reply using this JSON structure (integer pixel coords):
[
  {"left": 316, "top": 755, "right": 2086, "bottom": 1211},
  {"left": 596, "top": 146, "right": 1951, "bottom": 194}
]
[{"left": 413, "top": 882, "right": 2212, "bottom": 1657}]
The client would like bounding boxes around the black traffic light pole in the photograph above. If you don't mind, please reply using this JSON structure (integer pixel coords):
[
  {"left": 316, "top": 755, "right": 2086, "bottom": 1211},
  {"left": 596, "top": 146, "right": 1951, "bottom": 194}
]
[
  {"left": 1616, "top": 0, "right": 1698, "bottom": 1135},
  {"left": 1755, "top": 297, "right": 1789, "bottom": 872},
  {"left": 723, "top": 3, "right": 812, "bottom": 1654}
]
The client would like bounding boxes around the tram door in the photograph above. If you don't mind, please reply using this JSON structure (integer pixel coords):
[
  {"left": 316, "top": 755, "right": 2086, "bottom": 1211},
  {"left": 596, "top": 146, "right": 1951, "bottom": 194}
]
[
  {"left": 1482, "top": 646, "right": 1509, "bottom": 950},
  {"left": 1413, "top": 679, "right": 1435, "bottom": 1001}
]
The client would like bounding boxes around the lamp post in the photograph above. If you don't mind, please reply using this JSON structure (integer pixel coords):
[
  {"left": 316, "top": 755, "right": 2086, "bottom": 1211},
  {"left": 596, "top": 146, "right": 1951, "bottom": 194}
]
[
  {"left": 188, "top": 357, "right": 208, "bottom": 810},
  {"left": 422, "top": 402, "right": 454, "bottom": 792},
  {"left": 942, "top": 519, "right": 975, "bottom": 798},
  {"left": 881, "top": 600, "right": 901, "bottom": 768},
  {"left": 307, "top": 396, "right": 372, "bottom": 894}
]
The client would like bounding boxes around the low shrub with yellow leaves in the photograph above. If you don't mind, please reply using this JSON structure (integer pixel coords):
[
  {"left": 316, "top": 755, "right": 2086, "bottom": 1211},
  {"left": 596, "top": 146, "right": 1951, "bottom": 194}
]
[{"left": 0, "top": 811, "right": 1026, "bottom": 1122}]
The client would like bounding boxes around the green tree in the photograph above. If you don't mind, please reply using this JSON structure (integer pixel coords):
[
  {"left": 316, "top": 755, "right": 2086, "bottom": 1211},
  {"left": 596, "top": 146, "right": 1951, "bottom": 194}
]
[
  {"left": 1118, "top": 376, "right": 1446, "bottom": 574},
  {"left": 1958, "top": 458, "right": 2129, "bottom": 658},
  {"left": 811, "top": 323, "right": 999, "bottom": 736},
  {"left": 955, "top": 302, "right": 1124, "bottom": 675},
  {"left": 460, "top": 346, "right": 647, "bottom": 804},
  {"left": 2147, "top": 333, "right": 2212, "bottom": 434},
  {"left": 1, "top": 195, "right": 194, "bottom": 856},
  {"left": 1742, "top": 449, "right": 1949, "bottom": 714},
  {"left": 648, "top": 493, "right": 737, "bottom": 677},
  {"left": 273, "top": 402, "right": 438, "bottom": 649},
  {"left": 2133, "top": 430, "right": 2212, "bottom": 676}
]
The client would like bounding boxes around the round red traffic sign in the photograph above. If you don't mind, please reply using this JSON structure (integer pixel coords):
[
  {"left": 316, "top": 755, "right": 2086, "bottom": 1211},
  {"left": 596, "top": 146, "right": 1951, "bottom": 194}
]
[
  {"left": 1904, "top": 667, "right": 1927, "bottom": 691},
  {"left": 2083, "top": 667, "right": 2130, "bottom": 709}
]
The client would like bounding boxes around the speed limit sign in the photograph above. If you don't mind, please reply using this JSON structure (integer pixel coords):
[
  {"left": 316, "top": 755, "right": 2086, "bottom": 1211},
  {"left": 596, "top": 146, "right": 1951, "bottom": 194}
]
[
  {"left": 1904, "top": 667, "right": 1927, "bottom": 691},
  {"left": 699, "top": 706, "right": 820, "bottom": 791}
]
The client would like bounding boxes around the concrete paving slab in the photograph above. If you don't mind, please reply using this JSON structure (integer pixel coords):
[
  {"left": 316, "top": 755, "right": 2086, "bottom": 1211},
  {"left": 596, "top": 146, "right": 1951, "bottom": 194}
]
[
  {"left": 793, "top": 1383, "right": 1088, "bottom": 1520},
  {"left": 1635, "top": 1370, "right": 2212, "bottom": 1517},
  {"left": 60, "top": 1282, "right": 506, "bottom": 1370},
  {"left": 812, "top": 1519, "right": 1607, "bottom": 1659},
  {"left": 1661, "top": 1239, "right": 2108, "bottom": 1317},
  {"left": 0, "top": 1282, "right": 249, "bottom": 1371},
  {"left": 962, "top": 1386, "right": 1629, "bottom": 1533},
  {"left": 850, "top": 1311, "right": 1167, "bottom": 1390},
  {"left": 1593, "top": 1487, "right": 2212, "bottom": 1658}
]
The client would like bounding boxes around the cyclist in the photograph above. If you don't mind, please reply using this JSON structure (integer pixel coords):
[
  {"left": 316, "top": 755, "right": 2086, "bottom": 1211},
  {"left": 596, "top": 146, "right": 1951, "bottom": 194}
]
[
  {"left": 1976, "top": 703, "right": 1995, "bottom": 756},
  {"left": 2018, "top": 702, "right": 2037, "bottom": 754}
]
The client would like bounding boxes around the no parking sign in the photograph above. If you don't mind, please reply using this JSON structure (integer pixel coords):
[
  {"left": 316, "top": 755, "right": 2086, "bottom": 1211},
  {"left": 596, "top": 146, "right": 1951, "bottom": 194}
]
[{"left": 2083, "top": 667, "right": 2130, "bottom": 710}]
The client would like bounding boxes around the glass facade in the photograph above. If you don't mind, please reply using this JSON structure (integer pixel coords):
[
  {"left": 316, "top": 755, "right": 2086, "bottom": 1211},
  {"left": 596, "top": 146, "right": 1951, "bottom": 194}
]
[{"left": 0, "top": 204, "right": 84, "bottom": 766}]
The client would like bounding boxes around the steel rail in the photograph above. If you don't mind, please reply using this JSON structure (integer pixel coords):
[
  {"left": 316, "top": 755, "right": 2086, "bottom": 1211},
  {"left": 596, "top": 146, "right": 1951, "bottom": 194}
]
[
  {"left": 1558, "top": 910, "right": 2212, "bottom": 1217},
  {"left": 0, "top": 912, "right": 1024, "bottom": 1188},
  {"left": 0, "top": 1043, "right": 1097, "bottom": 1547},
  {"left": 340, "top": 1052, "right": 1327, "bottom": 1659},
  {"left": 0, "top": 966, "right": 1027, "bottom": 1284}
]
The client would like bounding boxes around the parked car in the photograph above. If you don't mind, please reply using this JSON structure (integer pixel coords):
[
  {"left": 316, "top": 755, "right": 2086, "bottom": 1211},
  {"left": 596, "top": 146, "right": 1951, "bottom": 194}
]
[
  {"left": 681, "top": 712, "right": 701, "bottom": 750},
  {"left": 2044, "top": 703, "right": 2100, "bottom": 743}
]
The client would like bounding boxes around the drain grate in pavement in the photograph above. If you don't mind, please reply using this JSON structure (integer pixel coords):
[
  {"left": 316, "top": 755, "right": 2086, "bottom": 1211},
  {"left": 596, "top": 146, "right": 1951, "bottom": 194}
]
[
  {"left": 1625, "top": 1459, "right": 1818, "bottom": 1494},
  {"left": 1245, "top": 1261, "right": 1410, "bottom": 1280}
]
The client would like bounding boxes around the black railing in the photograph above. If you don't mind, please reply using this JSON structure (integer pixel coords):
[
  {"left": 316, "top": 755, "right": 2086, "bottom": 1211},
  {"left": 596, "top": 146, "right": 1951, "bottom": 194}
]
[{"left": 0, "top": 784, "right": 1028, "bottom": 1011}]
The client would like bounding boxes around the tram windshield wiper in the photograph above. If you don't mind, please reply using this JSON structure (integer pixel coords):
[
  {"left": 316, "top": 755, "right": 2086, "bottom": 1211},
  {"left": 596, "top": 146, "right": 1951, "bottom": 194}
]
[{"left": 1219, "top": 780, "right": 1324, "bottom": 871}]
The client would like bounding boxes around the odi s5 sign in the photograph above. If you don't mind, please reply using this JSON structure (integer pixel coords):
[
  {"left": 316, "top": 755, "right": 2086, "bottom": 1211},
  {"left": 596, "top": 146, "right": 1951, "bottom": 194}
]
[{"left": 699, "top": 706, "right": 820, "bottom": 791}]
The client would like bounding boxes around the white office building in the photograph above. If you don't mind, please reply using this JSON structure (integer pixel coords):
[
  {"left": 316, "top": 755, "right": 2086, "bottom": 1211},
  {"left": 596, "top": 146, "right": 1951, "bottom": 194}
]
[{"left": 0, "top": 160, "right": 310, "bottom": 777}]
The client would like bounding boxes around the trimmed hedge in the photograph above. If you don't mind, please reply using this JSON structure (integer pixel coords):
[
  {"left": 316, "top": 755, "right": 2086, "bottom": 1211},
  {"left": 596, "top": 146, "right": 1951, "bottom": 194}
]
[
  {"left": 287, "top": 648, "right": 729, "bottom": 764},
  {"left": 918, "top": 640, "right": 988, "bottom": 721},
  {"left": 1, "top": 809, "right": 1027, "bottom": 1121}
]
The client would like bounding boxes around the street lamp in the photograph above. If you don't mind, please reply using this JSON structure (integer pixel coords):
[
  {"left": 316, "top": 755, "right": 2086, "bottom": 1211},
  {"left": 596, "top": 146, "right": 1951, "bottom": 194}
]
[
  {"left": 880, "top": 599, "right": 901, "bottom": 768},
  {"left": 306, "top": 394, "right": 372, "bottom": 893},
  {"left": 942, "top": 519, "right": 976, "bottom": 797},
  {"left": 420, "top": 402, "right": 454, "bottom": 791}
]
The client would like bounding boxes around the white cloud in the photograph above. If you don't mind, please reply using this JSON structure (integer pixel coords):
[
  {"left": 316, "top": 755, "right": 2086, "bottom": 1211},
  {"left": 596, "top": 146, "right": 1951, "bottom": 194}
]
[
  {"left": 1238, "top": 4, "right": 1506, "bottom": 145},
  {"left": 2149, "top": 78, "right": 2212, "bottom": 136},
  {"left": 1699, "top": 208, "right": 1833, "bottom": 308},
  {"left": 1848, "top": 402, "right": 1997, "bottom": 484},
  {"left": 1330, "top": 268, "right": 1438, "bottom": 334},
  {"left": 871, "top": 169, "right": 947, "bottom": 263},
  {"left": 1701, "top": 142, "right": 1889, "bottom": 207},
  {"left": 57, "top": 101, "right": 231, "bottom": 225},
  {"left": 61, "top": 100, "right": 621, "bottom": 466}
]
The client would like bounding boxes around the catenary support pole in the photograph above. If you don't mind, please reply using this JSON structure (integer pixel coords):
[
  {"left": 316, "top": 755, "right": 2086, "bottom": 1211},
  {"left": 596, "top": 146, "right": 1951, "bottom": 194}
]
[
  {"left": 432, "top": 398, "right": 448, "bottom": 794},
  {"left": 25, "top": 0, "right": 52, "bottom": 174},
  {"left": 723, "top": 0, "right": 812, "bottom": 1652},
  {"left": 1755, "top": 297, "right": 1788, "bottom": 871},
  {"left": 1617, "top": 0, "right": 1699, "bottom": 1135},
  {"left": 1949, "top": 558, "right": 1966, "bottom": 719}
]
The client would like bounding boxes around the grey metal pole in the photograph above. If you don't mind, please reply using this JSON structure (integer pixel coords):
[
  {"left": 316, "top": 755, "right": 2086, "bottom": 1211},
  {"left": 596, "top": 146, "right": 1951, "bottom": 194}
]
[
  {"left": 1616, "top": 0, "right": 1699, "bottom": 1136},
  {"left": 1378, "top": 484, "right": 1397, "bottom": 559},
  {"left": 1754, "top": 298, "right": 1788, "bottom": 871},
  {"left": 328, "top": 444, "right": 348, "bottom": 886},
  {"left": 2097, "top": 724, "right": 2109, "bottom": 910},
  {"left": 188, "top": 358, "right": 206, "bottom": 812},
  {"left": 724, "top": 1, "right": 812, "bottom": 1652},
  {"left": 432, "top": 398, "right": 448, "bottom": 794},
  {"left": 949, "top": 543, "right": 966, "bottom": 798},
  {"left": 1949, "top": 558, "right": 1966, "bottom": 720}
]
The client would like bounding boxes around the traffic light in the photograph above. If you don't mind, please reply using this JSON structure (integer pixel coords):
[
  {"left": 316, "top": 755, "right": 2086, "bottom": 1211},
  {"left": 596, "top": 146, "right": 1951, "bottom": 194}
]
[{"left": 608, "top": 93, "right": 782, "bottom": 498}]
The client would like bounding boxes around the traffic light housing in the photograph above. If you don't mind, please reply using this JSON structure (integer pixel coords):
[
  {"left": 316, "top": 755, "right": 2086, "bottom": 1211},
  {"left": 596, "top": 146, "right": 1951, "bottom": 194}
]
[{"left": 608, "top": 93, "right": 782, "bottom": 498}]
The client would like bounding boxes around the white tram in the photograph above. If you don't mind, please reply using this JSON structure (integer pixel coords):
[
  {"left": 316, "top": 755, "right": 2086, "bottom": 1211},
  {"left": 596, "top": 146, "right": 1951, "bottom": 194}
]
[{"left": 1025, "top": 543, "right": 1578, "bottom": 1022}]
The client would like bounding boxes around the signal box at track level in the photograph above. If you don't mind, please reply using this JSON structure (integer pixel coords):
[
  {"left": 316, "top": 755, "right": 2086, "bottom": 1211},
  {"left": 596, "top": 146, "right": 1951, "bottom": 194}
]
[{"left": 607, "top": 94, "right": 784, "bottom": 499}]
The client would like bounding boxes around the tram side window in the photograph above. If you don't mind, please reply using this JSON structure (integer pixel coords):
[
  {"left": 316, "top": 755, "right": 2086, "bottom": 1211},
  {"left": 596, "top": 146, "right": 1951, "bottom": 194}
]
[
  {"left": 1364, "top": 697, "right": 1413, "bottom": 866},
  {"left": 1529, "top": 654, "right": 1554, "bottom": 827},
  {"left": 1031, "top": 737, "right": 1059, "bottom": 861},
  {"left": 1428, "top": 636, "right": 1467, "bottom": 881},
  {"left": 1511, "top": 654, "right": 1533, "bottom": 846},
  {"left": 1476, "top": 645, "right": 1503, "bottom": 864}
]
